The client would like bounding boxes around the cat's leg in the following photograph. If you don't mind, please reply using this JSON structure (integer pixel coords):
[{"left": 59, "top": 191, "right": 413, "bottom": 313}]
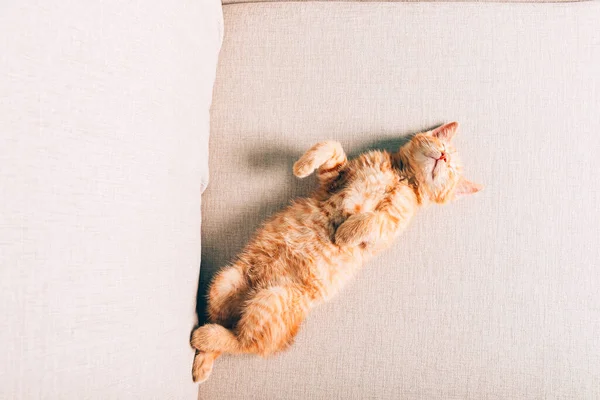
[
  {"left": 207, "top": 263, "right": 248, "bottom": 327},
  {"left": 335, "top": 194, "right": 414, "bottom": 247},
  {"left": 191, "top": 264, "right": 248, "bottom": 383},
  {"left": 190, "top": 323, "right": 244, "bottom": 382},
  {"left": 191, "top": 286, "right": 286, "bottom": 383},
  {"left": 293, "top": 141, "right": 347, "bottom": 183},
  {"left": 191, "top": 322, "right": 240, "bottom": 383},
  {"left": 192, "top": 286, "right": 308, "bottom": 356},
  {"left": 236, "top": 285, "right": 308, "bottom": 356},
  {"left": 335, "top": 212, "right": 379, "bottom": 246}
]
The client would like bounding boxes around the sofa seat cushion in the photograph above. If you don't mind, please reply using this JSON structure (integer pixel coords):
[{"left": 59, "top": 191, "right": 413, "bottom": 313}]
[
  {"left": 201, "top": 2, "right": 600, "bottom": 399},
  {"left": 223, "top": 0, "right": 585, "bottom": 5}
]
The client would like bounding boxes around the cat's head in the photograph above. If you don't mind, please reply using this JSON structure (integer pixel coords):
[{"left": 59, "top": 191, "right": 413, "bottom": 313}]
[{"left": 399, "top": 122, "right": 482, "bottom": 203}]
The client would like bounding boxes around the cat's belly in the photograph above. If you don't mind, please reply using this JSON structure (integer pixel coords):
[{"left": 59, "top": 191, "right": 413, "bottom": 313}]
[
  {"left": 243, "top": 199, "right": 367, "bottom": 303},
  {"left": 307, "top": 250, "right": 365, "bottom": 304}
]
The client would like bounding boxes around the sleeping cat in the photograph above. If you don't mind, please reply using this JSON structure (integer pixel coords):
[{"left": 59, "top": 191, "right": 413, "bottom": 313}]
[{"left": 191, "top": 122, "right": 482, "bottom": 383}]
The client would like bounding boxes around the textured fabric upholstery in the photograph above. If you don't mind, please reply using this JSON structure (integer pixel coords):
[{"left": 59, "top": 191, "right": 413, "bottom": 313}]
[
  {"left": 200, "top": 2, "right": 600, "bottom": 399},
  {"left": 223, "top": 0, "right": 584, "bottom": 6},
  {"left": 0, "top": 0, "right": 222, "bottom": 398}
]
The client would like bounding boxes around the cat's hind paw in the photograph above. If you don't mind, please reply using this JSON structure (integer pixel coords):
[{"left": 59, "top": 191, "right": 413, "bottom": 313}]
[{"left": 192, "top": 351, "right": 216, "bottom": 383}]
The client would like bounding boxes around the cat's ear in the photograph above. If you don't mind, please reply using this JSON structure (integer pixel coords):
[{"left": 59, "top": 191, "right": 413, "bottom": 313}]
[
  {"left": 430, "top": 122, "right": 458, "bottom": 141},
  {"left": 453, "top": 177, "right": 483, "bottom": 199}
]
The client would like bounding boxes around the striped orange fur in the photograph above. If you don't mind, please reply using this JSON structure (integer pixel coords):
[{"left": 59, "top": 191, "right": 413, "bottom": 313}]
[{"left": 191, "top": 122, "right": 481, "bottom": 383}]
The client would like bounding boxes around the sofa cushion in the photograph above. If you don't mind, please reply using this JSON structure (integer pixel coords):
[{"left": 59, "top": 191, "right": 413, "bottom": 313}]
[
  {"left": 201, "top": 2, "right": 600, "bottom": 399},
  {"left": 223, "top": 0, "right": 584, "bottom": 5},
  {"left": 0, "top": 0, "right": 222, "bottom": 398}
]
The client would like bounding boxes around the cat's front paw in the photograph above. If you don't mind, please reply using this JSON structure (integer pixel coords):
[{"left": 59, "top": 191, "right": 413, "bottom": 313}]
[
  {"left": 335, "top": 213, "right": 376, "bottom": 247},
  {"left": 293, "top": 159, "right": 315, "bottom": 178}
]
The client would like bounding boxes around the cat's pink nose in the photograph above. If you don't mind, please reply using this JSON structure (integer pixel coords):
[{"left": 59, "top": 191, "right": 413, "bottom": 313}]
[{"left": 438, "top": 152, "right": 447, "bottom": 162}]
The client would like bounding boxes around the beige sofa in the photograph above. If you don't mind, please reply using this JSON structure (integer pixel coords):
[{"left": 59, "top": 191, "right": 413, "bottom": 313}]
[{"left": 2, "top": 0, "right": 599, "bottom": 399}]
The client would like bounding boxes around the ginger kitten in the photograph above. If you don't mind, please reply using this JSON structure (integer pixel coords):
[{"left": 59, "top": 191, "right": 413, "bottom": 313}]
[{"left": 191, "top": 122, "right": 482, "bottom": 383}]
